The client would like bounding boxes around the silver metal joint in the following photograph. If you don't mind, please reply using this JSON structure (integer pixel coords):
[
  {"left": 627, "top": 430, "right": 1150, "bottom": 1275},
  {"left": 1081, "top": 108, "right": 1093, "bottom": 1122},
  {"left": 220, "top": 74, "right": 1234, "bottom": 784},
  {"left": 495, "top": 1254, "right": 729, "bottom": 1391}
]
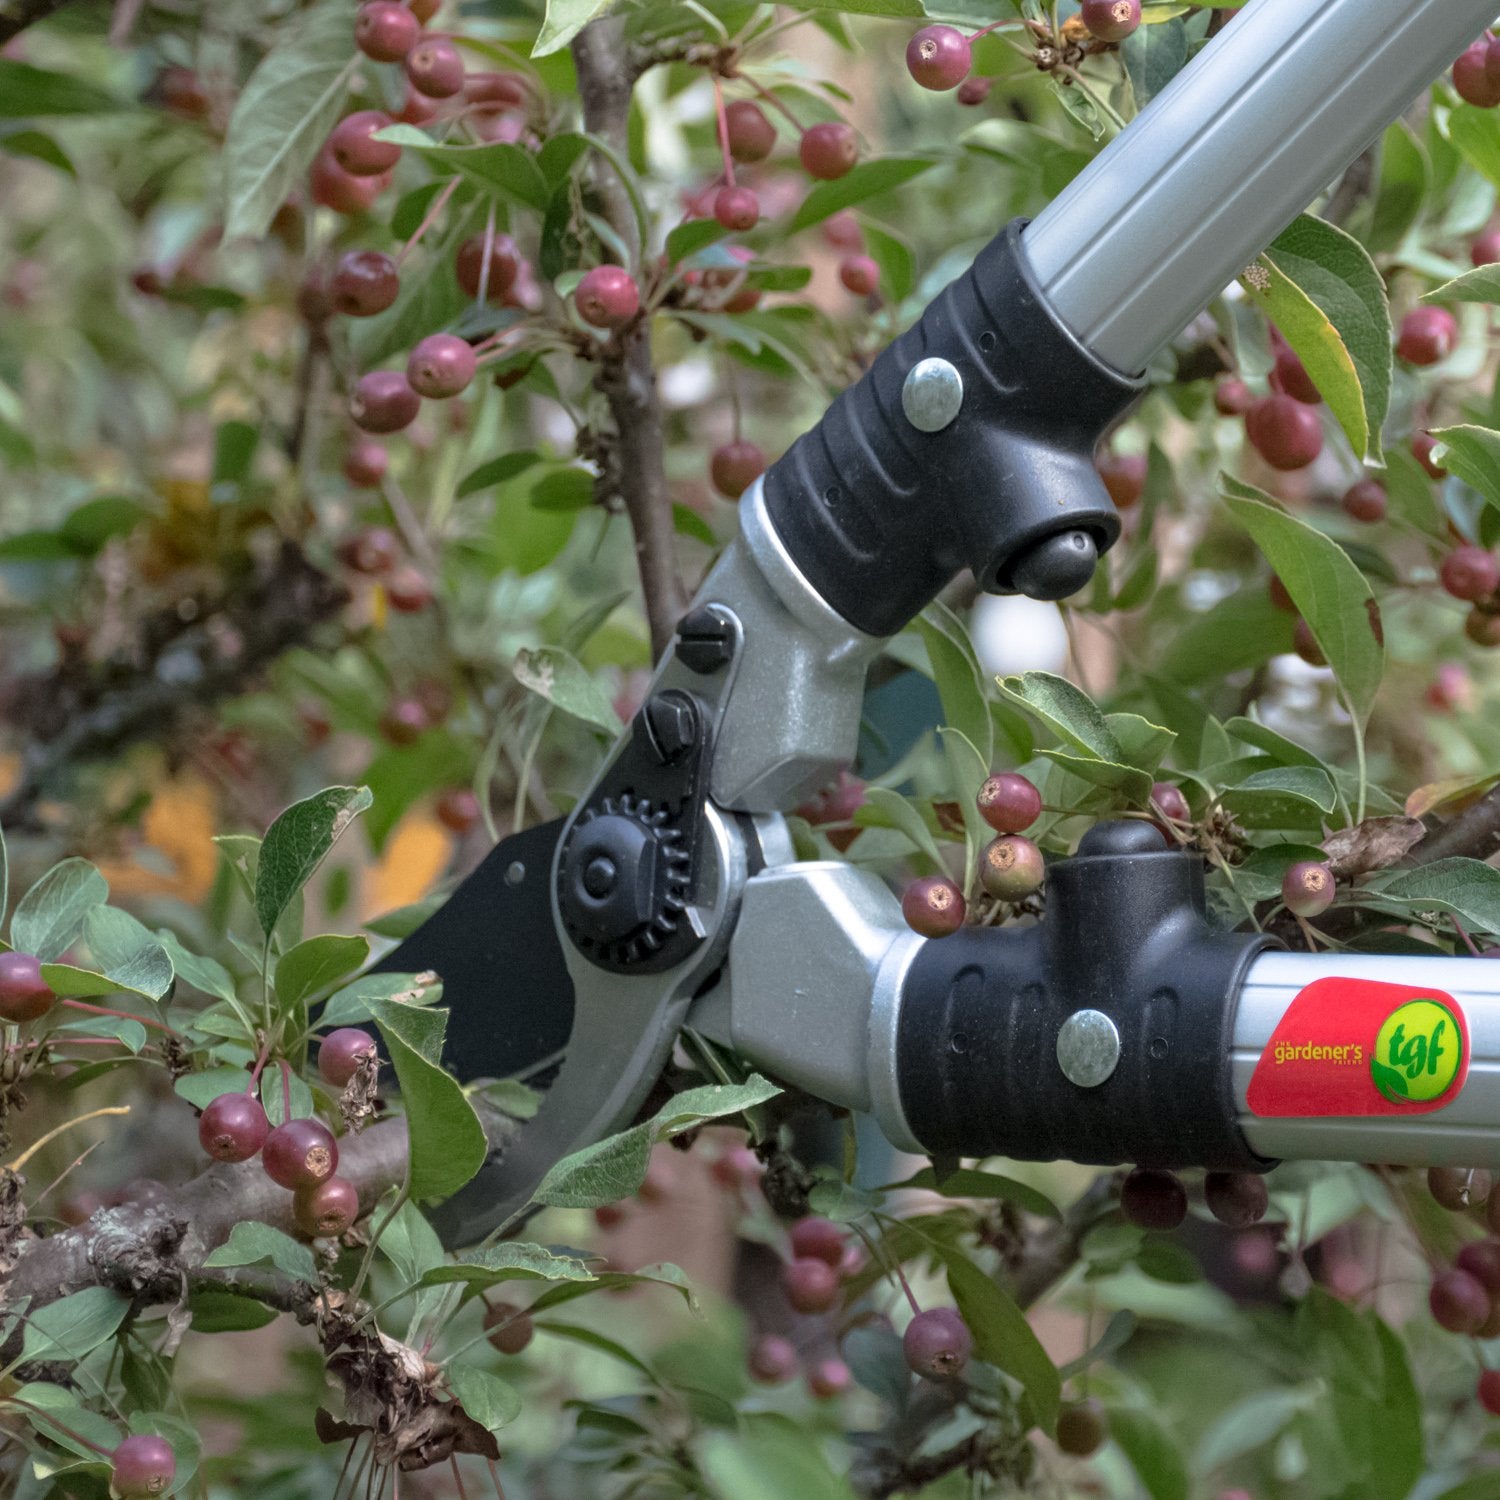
[
  {"left": 902, "top": 358, "right": 964, "bottom": 433},
  {"left": 1056, "top": 1009, "right": 1120, "bottom": 1088}
]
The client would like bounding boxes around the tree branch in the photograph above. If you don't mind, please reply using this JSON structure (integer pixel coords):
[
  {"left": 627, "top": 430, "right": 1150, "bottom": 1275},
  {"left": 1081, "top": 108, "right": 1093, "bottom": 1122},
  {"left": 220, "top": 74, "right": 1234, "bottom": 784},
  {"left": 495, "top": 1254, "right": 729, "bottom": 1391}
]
[
  {"left": 1410, "top": 783, "right": 1500, "bottom": 866},
  {"left": 0, "top": 0, "right": 74, "bottom": 45},
  {"left": 571, "top": 18, "right": 686, "bottom": 661}
]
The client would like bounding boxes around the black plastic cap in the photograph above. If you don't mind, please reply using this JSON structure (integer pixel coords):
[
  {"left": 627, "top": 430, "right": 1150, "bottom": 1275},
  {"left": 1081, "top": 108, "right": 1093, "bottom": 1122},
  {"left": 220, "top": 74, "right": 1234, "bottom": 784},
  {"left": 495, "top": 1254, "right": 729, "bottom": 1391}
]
[{"left": 1009, "top": 529, "right": 1098, "bottom": 602}]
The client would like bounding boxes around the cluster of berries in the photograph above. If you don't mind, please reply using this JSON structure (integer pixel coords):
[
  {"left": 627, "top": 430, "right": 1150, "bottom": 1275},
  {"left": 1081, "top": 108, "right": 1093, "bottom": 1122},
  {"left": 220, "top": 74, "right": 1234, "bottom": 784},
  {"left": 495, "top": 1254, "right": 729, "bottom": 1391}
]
[{"left": 1425, "top": 1167, "right": 1500, "bottom": 1413}]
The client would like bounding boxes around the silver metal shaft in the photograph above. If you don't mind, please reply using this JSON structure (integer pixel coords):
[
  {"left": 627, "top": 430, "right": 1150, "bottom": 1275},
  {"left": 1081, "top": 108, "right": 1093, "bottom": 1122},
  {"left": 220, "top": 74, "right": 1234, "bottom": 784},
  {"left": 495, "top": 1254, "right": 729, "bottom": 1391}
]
[
  {"left": 1234, "top": 951, "right": 1500, "bottom": 1168},
  {"left": 1025, "top": 0, "right": 1497, "bottom": 374}
]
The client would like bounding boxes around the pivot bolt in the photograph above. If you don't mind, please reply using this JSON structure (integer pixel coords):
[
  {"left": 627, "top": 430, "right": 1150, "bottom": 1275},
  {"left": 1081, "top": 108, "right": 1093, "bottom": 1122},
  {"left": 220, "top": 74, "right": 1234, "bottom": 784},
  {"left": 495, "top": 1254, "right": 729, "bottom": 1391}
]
[
  {"left": 583, "top": 855, "right": 617, "bottom": 898},
  {"left": 675, "top": 605, "right": 735, "bottom": 674},
  {"left": 642, "top": 691, "right": 698, "bottom": 765},
  {"left": 902, "top": 357, "right": 964, "bottom": 433},
  {"left": 1056, "top": 1008, "right": 1120, "bottom": 1088}
]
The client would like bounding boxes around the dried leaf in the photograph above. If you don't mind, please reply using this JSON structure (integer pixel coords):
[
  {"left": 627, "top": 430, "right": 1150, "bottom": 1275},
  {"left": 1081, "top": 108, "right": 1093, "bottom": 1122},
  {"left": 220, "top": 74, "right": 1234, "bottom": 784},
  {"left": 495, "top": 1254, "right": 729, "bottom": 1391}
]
[{"left": 1321, "top": 816, "right": 1425, "bottom": 877}]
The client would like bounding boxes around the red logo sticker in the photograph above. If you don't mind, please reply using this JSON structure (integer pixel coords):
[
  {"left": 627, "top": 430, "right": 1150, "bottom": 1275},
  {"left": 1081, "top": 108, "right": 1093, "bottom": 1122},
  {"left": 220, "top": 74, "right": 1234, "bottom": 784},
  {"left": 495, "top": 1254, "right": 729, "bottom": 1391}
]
[{"left": 1246, "top": 977, "right": 1469, "bottom": 1118}]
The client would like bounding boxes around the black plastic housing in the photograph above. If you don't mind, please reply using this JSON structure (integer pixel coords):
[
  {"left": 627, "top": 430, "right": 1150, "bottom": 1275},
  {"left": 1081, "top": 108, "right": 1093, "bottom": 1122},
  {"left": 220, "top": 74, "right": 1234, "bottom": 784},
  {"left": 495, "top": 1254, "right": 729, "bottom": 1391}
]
[
  {"left": 761, "top": 220, "right": 1146, "bottom": 638},
  {"left": 896, "top": 823, "right": 1275, "bottom": 1172}
]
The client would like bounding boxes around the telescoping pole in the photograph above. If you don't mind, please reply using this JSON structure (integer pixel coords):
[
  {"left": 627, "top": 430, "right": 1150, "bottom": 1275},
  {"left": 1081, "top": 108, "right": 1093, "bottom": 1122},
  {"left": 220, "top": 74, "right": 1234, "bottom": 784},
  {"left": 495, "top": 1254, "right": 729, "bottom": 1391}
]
[{"left": 1025, "top": 0, "right": 1500, "bottom": 376}]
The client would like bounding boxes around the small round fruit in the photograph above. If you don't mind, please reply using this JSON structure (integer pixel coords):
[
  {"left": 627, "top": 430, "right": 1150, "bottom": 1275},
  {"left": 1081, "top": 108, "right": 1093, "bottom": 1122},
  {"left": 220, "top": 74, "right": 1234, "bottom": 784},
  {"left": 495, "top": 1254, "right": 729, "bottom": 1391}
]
[
  {"left": 456, "top": 233, "right": 520, "bottom": 298},
  {"left": 318, "top": 1028, "right": 377, "bottom": 1089},
  {"left": 790, "top": 1217, "right": 846, "bottom": 1268},
  {"left": 748, "top": 1333, "right": 798, "bottom": 1384},
  {"left": 483, "top": 1301, "right": 535, "bottom": 1354},
  {"left": 309, "top": 149, "right": 389, "bottom": 215},
  {"left": 1293, "top": 618, "right": 1326, "bottom": 667},
  {"left": 1080, "top": 0, "right": 1140, "bottom": 43},
  {"left": 906, "top": 25, "right": 971, "bottom": 91},
  {"left": 344, "top": 438, "right": 388, "bottom": 488},
  {"left": 903, "top": 1307, "right": 972, "bottom": 1379},
  {"left": 355, "top": 1, "right": 419, "bottom": 61},
  {"left": 575, "top": 265, "right": 640, "bottom": 329},
  {"left": 714, "top": 185, "right": 759, "bottom": 232},
  {"left": 710, "top": 1144, "right": 763, "bottom": 1191},
  {"left": 329, "top": 110, "right": 401, "bottom": 177},
  {"left": 1097, "top": 450, "right": 1146, "bottom": 509},
  {"left": 979, "top": 834, "right": 1044, "bottom": 901},
  {"left": 1245, "top": 393, "right": 1323, "bottom": 471},
  {"left": 1214, "top": 378, "right": 1253, "bottom": 416},
  {"left": 1204, "top": 1171, "right": 1269, "bottom": 1229},
  {"left": 1272, "top": 343, "right": 1320, "bottom": 405},
  {"left": 0, "top": 951, "right": 56, "bottom": 1023},
  {"left": 351, "top": 371, "right": 420, "bottom": 434},
  {"left": 1121, "top": 1167, "right": 1187, "bottom": 1230},
  {"left": 380, "top": 697, "right": 429, "bottom": 745},
  {"left": 332, "top": 249, "right": 400, "bottom": 318},
  {"left": 436, "top": 787, "right": 483, "bottom": 833},
  {"left": 397, "top": 84, "right": 439, "bottom": 124},
  {"left": 341, "top": 526, "right": 399, "bottom": 574},
  {"left": 957, "top": 76, "right": 992, "bottom": 106},
  {"left": 710, "top": 439, "right": 765, "bottom": 499},
  {"left": 386, "top": 566, "right": 433, "bottom": 613},
  {"left": 783, "top": 1255, "right": 840, "bottom": 1314},
  {"left": 1282, "top": 859, "right": 1335, "bottom": 918},
  {"left": 1457, "top": 1238, "right": 1500, "bottom": 1295},
  {"left": 111, "top": 1434, "right": 176, "bottom": 1498},
  {"left": 901, "top": 875, "right": 966, "bottom": 938},
  {"left": 1150, "top": 781, "right": 1190, "bottom": 824},
  {"left": 1427, "top": 661, "right": 1471, "bottom": 713},
  {"left": 294, "top": 1174, "right": 359, "bottom": 1237},
  {"left": 1454, "top": 39, "right": 1500, "bottom": 108},
  {"left": 1397, "top": 306, "right": 1459, "bottom": 366},
  {"left": 198, "top": 1092, "right": 270, "bottom": 1162},
  {"left": 839, "top": 255, "right": 879, "bottom": 296},
  {"left": 466, "top": 72, "right": 527, "bottom": 111},
  {"left": 1430, "top": 1267, "right": 1491, "bottom": 1334},
  {"left": 407, "top": 333, "right": 476, "bottom": 399},
  {"left": 799, "top": 121, "right": 858, "bottom": 181},
  {"left": 1441, "top": 546, "right": 1500, "bottom": 603},
  {"left": 262, "top": 1117, "right": 339, "bottom": 1190},
  {"left": 1473, "top": 227, "right": 1500, "bottom": 267},
  {"left": 807, "top": 1358, "right": 852, "bottom": 1399},
  {"left": 977, "top": 772, "right": 1042, "bottom": 834},
  {"left": 725, "top": 100, "right": 776, "bottom": 162},
  {"left": 156, "top": 66, "right": 210, "bottom": 122},
  {"left": 822, "top": 210, "right": 863, "bottom": 250},
  {"left": 1268, "top": 574, "right": 1297, "bottom": 614},
  {"left": 1480, "top": 1368, "right": 1500, "bottom": 1415},
  {"left": 1055, "top": 1399, "right": 1108, "bottom": 1456},
  {"left": 1341, "top": 478, "right": 1387, "bottom": 524},
  {"left": 1467, "top": 606, "right": 1500, "bottom": 647},
  {"left": 1413, "top": 431, "right": 1447, "bottom": 478},
  {"left": 1429, "top": 1166, "right": 1493, "bottom": 1211},
  {"left": 404, "top": 36, "right": 465, "bottom": 98},
  {"left": 594, "top": 1202, "right": 626, "bottom": 1230}
]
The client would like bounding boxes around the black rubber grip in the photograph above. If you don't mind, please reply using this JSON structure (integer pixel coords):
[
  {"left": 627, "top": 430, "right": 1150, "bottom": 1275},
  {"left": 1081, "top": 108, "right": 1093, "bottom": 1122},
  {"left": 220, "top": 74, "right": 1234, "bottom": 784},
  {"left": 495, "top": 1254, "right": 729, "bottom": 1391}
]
[
  {"left": 895, "top": 823, "right": 1274, "bottom": 1172},
  {"left": 762, "top": 219, "right": 1146, "bottom": 638}
]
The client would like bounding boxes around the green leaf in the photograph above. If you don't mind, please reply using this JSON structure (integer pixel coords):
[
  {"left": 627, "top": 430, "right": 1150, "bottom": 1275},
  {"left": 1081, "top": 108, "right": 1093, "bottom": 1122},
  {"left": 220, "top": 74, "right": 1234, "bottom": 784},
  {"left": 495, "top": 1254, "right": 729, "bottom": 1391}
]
[
  {"left": 1219, "top": 766, "right": 1339, "bottom": 829},
  {"left": 275, "top": 934, "right": 370, "bottom": 1016},
  {"left": 945, "top": 1252, "right": 1060, "bottom": 1433},
  {"left": 666, "top": 217, "right": 731, "bottom": 264},
  {"left": 1365, "top": 121, "right": 1429, "bottom": 255},
  {"left": 11, "top": 858, "right": 108, "bottom": 962},
  {"left": 419, "top": 1241, "right": 596, "bottom": 1289},
  {"left": 1121, "top": 16, "right": 1187, "bottom": 109},
  {"left": 995, "top": 672, "right": 1123, "bottom": 761},
  {"left": 0, "top": 126, "right": 73, "bottom": 174},
  {"left": 223, "top": 0, "right": 357, "bottom": 241},
  {"left": 0, "top": 60, "right": 122, "bottom": 117},
  {"left": 533, "top": 0, "right": 619, "bottom": 55},
  {"left": 1430, "top": 425, "right": 1500, "bottom": 513},
  {"left": 858, "top": 787, "right": 948, "bottom": 869},
  {"left": 1374, "top": 858, "right": 1500, "bottom": 936},
  {"left": 378, "top": 1197, "right": 445, "bottom": 1287},
  {"left": 174, "top": 1067, "right": 253, "bottom": 1110},
  {"left": 862, "top": 220, "right": 915, "bottom": 303},
  {"left": 13, "top": 1383, "right": 121, "bottom": 1462},
  {"left": 260, "top": 1066, "right": 314, "bottom": 1128},
  {"left": 376, "top": 125, "right": 550, "bottom": 211},
  {"left": 1423, "top": 262, "right": 1500, "bottom": 306},
  {"left": 885, "top": 1166, "right": 1060, "bottom": 1219},
  {"left": 787, "top": 158, "right": 935, "bottom": 235},
  {"left": 319, "top": 970, "right": 438, "bottom": 1028},
  {"left": 1192, "top": 1386, "right": 1315, "bottom": 1473},
  {"left": 914, "top": 602, "right": 993, "bottom": 767},
  {"left": 448, "top": 1364, "right": 522, "bottom": 1431},
  {"left": 1111, "top": 1407, "right": 1189, "bottom": 1500},
  {"left": 187, "top": 1289, "right": 279, "bottom": 1333},
  {"left": 255, "top": 786, "right": 372, "bottom": 939},
  {"left": 80, "top": 906, "right": 174, "bottom": 1000},
  {"left": 60, "top": 497, "right": 146, "bottom": 553},
  {"left": 57, "top": 1014, "right": 146, "bottom": 1054},
  {"left": 458, "top": 450, "right": 543, "bottom": 498},
  {"left": 1221, "top": 480, "right": 1384, "bottom": 725},
  {"left": 699, "top": 1412, "right": 859, "bottom": 1500},
  {"left": 512, "top": 646, "right": 621, "bottom": 734},
  {"left": 1242, "top": 214, "right": 1391, "bottom": 464},
  {"left": 20, "top": 1287, "right": 129, "bottom": 1364},
  {"left": 202, "top": 1220, "right": 318, "bottom": 1283},
  {"left": 156, "top": 933, "right": 237, "bottom": 1005},
  {"left": 1445, "top": 102, "right": 1500, "bottom": 193}
]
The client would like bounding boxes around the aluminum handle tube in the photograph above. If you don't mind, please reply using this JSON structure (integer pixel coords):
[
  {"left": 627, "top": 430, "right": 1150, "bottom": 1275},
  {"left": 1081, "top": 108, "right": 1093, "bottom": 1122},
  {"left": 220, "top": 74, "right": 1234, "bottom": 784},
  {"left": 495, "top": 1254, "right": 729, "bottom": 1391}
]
[{"left": 1024, "top": 0, "right": 1499, "bottom": 375}]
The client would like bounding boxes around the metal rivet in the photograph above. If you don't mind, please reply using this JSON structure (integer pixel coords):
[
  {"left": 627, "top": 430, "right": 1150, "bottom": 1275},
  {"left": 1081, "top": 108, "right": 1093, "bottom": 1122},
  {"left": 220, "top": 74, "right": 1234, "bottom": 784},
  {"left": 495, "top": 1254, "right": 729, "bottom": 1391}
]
[
  {"left": 1056, "top": 1009, "right": 1120, "bottom": 1088},
  {"left": 505, "top": 861, "right": 526, "bottom": 886},
  {"left": 902, "top": 357, "right": 964, "bottom": 433}
]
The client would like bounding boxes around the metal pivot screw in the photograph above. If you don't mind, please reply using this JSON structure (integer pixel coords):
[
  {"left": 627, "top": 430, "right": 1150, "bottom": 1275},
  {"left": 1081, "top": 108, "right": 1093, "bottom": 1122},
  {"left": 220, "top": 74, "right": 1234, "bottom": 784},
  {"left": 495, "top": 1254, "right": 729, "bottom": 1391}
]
[
  {"left": 902, "top": 358, "right": 964, "bottom": 433},
  {"left": 1056, "top": 1009, "right": 1120, "bottom": 1088},
  {"left": 675, "top": 605, "right": 735, "bottom": 675},
  {"left": 642, "top": 690, "right": 698, "bottom": 765}
]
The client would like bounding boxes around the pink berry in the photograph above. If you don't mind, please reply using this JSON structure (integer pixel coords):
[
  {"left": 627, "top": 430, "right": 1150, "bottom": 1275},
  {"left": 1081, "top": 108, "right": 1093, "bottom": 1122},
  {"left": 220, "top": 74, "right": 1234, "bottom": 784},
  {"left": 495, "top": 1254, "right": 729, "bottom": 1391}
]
[
  {"left": 1121, "top": 1167, "right": 1187, "bottom": 1229},
  {"left": 0, "top": 952, "right": 55, "bottom": 1023},
  {"left": 902, "top": 876, "right": 966, "bottom": 937},
  {"left": 1426, "top": 661, "right": 1471, "bottom": 712},
  {"left": 839, "top": 255, "right": 879, "bottom": 296},
  {"left": 710, "top": 440, "right": 765, "bottom": 499},
  {"left": 262, "top": 1117, "right": 339, "bottom": 1190},
  {"left": 790, "top": 1217, "right": 846, "bottom": 1268},
  {"left": 198, "top": 1091, "right": 270, "bottom": 1162},
  {"left": 380, "top": 697, "right": 429, "bottom": 745},
  {"left": 111, "top": 1435, "right": 176, "bottom": 1498},
  {"left": 309, "top": 148, "right": 389, "bottom": 215},
  {"left": 331, "top": 249, "right": 399, "bottom": 317},
  {"left": 329, "top": 110, "right": 401, "bottom": 177},
  {"left": 1413, "top": 431, "right": 1447, "bottom": 478},
  {"left": 466, "top": 72, "right": 527, "bottom": 111},
  {"left": 397, "top": 84, "right": 440, "bottom": 125},
  {"left": 725, "top": 100, "right": 776, "bottom": 162},
  {"left": 1454, "top": 39, "right": 1500, "bottom": 108},
  {"left": 1479, "top": 1369, "right": 1500, "bottom": 1415},
  {"left": 1472, "top": 227, "right": 1500, "bottom": 267},
  {"left": 905, "top": 25, "right": 971, "bottom": 91},
  {"left": 1245, "top": 393, "right": 1323, "bottom": 471},
  {"left": 436, "top": 787, "right": 482, "bottom": 833},
  {"left": 977, "top": 772, "right": 1041, "bottom": 834},
  {"left": 1293, "top": 618, "right": 1327, "bottom": 668},
  {"left": 957, "top": 76, "right": 992, "bottom": 106},
  {"left": 799, "top": 122, "right": 858, "bottom": 181},
  {"left": 782, "top": 1255, "right": 839, "bottom": 1314},
  {"left": 351, "top": 370, "right": 420, "bottom": 434},
  {"left": 1204, "top": 1172, "right": 1269, "bottom": 1228},
  {"left": 455, "top": 233, "right": 520, "bottom": 299},
  {"left": 1341, "top": 478, "right": 1387, "bottom": 523},
  {"left": 294, "top": 1174, "right": 359, "bottom": 1237},
  {"left": 903, "top": 1307, "right": 972, "bottom": 1379},
  {"left": 575, "top": 265, "right": 639, "bottom": 329},
  {"left": 405, "top": 36, "right": 465, "bottom": 98},
  {"left": 714, "top": 185, "right": 759, "bottom": 232},
  {"left": 1398, "top": 306, "right": 1458, "bottom": 366},
  {"left": 318, "top": 1028, "right": 377, "bottom": 1088},
  {"left": 387, "top": 566, "right": 433, "bottom": 613},
  {"left": 1096, "top": 450, "right": 1146, "bottom": 509},
  {"left": 1431, "top": 1166, "right": 1493, "bottom": 1210},
  {"left": 1080, "top": 0, "right": 1141, "bottom": 42},
  {"left": 710, "top": 1144, "right": 762, "bottom": 1191},
  {"left": 407, "top": 333, "right": 476, "bottom": 398},
  {"left": 340, "top": 526, "right": 399, "bottom": 574},
  {"left": 355, "top": 1, "right": 419, "bottom": 62},
  {"left": 748, "top": 1333, "right": 798, "bottom": 1384},
  {"left": 1272, "top": 343, "right": 1321, "bottom": 405},
  {"left": 344, "top": 438, "right": 388, "bottom": 488},
  {"left": 1458, "top": 1239, "right": 1500, "bottom": 1295},
  {"left": 1442, "top": 545, "right": 1500, "bottom": 602},
  {"left": 979, "top": 834, "right": 1044, "bottom": 900},
  {"left": 1150, "top": 781, "right": 1190, "bottom": 824},
  {"left": 807, "top": 1358, "right": 852, "bottom": 1399},
  {"left": 1282, "top": 860, "right": 1335, "bottom": 918},
  {"left": 483, "top": 1302, "right": 535, "bottom": 1354},
  {"left": 1431, "top": 1267, "right": 1491, "bottom": 1334},
  {"left": 1214, "top": 378, "right": 1253, "bottom": 416},
  {"left": 821, "top": 211, "right": 863, "bottom": 251}
]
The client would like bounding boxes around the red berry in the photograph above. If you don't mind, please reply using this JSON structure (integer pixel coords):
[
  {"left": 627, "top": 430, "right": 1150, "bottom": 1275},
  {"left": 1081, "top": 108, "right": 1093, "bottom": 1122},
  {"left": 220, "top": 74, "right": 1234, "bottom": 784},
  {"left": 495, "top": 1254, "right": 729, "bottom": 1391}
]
[
  {"left": 1398, "top": 306, "right": 1458, "bottom": 366},
  {"left": 351, "top": 370, "right": 420, "bottom": 434},
  {"left": 329, "top": 110, "right": 401, "bottom": 176},
  {"left": 1441, "top": 546, "right": 1500, "bottom": 603},
  {"left": 397, "top": 84, "right": 440, "bottom": 125},
  {"left": 483, "top": 1302, "right": 535, "bottom": 1354},
  {"left": 903, "top": 1307, "right": 972, "bottom": 1379},
  {"left": 957, "top": 76, "right": 992, "bottom": 106},
  {"left": 156, "top": 67, "right": 210, "bottom": 122},
  {"left": 262, "top": 1117, "right": 339, "bottom": 1190},
  {"left": 1268, "top": 574, "right": 1297, "bottom": 614},
  {"left": 782, "top": 1255, "right": 839, "bottom": 1314},
  {"left": 1454, "top": 38, "right": 1500, "bottom": 108},
  {"left": 111, "top": 1435, "right": 176, "bottom": 1498},
  {"left": 1341, "top": 478, "right": 1387, "bottom": 524},
  {"left": 1204, "top": 1172, "right": 1269, "bottom": 1228},
  {"left": 309, "top": 148, "right": 389, "bottom": 215},
  {"left": 839, "top": 255, "right": 879, "bottom": 296},
  {"left": 790, "top": 1217, "right": 846, "bottom": 1268},
  {"left": 380, "top": 697, "right": 429, "bottom": 745},
  {"left": 710, "top": 439, "right": 765, "bottom": 500},
  {"left": 332, "top": 249, "right": 400, "bottom": 318},
  {"left": 1293, "top": 618, "right": 1327, "bottom": 667},
  {"left": 318, "top": 1028, "right": 377, "bottom": 1088},
  {"left": 355, "top": 1, "right": 419, "bottom": 61},
  {"left": 1430, "top": 1167, "right": 1493, "bottom": 1211},
  {"left": 1472, "top": 227, "right": 1500, "bottom": 267},
  {"left": 1458, "top": 1239, "right": 1500, "bottom": 1295},
  {"left": 1431, "top": 1267, "right": 1491, "bottom": 1334},
  {"left": 725, "top": 100, "right": 776, "bottom": 162},
  {"left": 341, "top": 526, "right": 399, "bottom": 574},
  {"left": 1467, "top": 606, "right": 1500, "bottom": 647},
  {"left": 198, "top": 1091, "right": 270, "bottom": 1163},
  {"left": 1121, "top": 1167, "right": 1187, "bottom": 1229},
  {"left": 1272, "top": 343, "right": 1321, "bottom": 405},
  {"left": 593, "top": 1202, "right": 626, "bottom": 1230},
  {"left": 807, "top": 1358, "right": 852, "bottom": 1399},
  {"left": 410, "top": 0, "right": 441, "bottom": 21},
  {"left": 821, "top": 210, "right": 863, "bottom": 251},
  {"left": 977, "top": 772, "right": 1042, "bottom": 834},
  {"left": 386, "top": 566, "right": 433, "bottom": 612},
  {"left": 710, "top": 1144, "right": 762, "bottom": 1191},
  {"left": 1480, "top": 1369, "right": 1500, "bottom": 1415},
  {"left": 906, "top": 25, "right": 971, "bottom": 91},
  {"left": 1245, "top": 393, "right": 1323, "bottom": 471},
  {"left": 1097, "top": 450, "right": 1146, "bottom": 509},
  {"left": 799, "top": 122, "right": 858, "bottom": 181},
  {"left": 436, "top": 787, "right": 482, "bottom": 833},
  {"left": 405, "top": 36, "right": 465, "bottom": 98},
  {"left": 407, "top": 333, "right": 476, "bottom": 398},
  {"left": 1282, "top": 859, "right": 1335, "bottom": 917},
  {"left": 455, "top": 232, "right": 520, "bottom": 298},
  {"left": 902, "top": 875, "right": 966, "bottom": 937},
  {"left": 748, "top": 1333, "right": 798, "bottom": 1384},
  {"left": 0, "top": 952, "right": 55, "bottom": 1023},
  {"left": 466, "top": 72, "right": 527, "bottom": 111},
  {"left": 344, "top": 438, "right": 388, "bottom": 488},
  {"left": 294, "top": 1174, "right": 360, "bottom": 1237},
  {"left": 979, "top": 834, "right": 1044, "bottom": 900},
  {"left": 1413, "top": 431, "right": 1447, "bottom": 478},
  {"left": 575, "top": 265, "right": 640, "bottom": 329},
  {"left": 714, "top": 185, "right": 759, "bottom": 232},
  {"left": 1055, "top": 1400, "right": 1108, "bottom": 1456},
  {"left": 1214, "top": 378, "right": 1253, "bottom": 416},
  {"left": 1080, "top": 0, "right": 1140, "bottom": 42},
  {"left": 1426, "top": 661, "right": 1471, "bottom": 713},
  {"left": 1150, "top": 781, "right": 1190, "bottom": 824}
]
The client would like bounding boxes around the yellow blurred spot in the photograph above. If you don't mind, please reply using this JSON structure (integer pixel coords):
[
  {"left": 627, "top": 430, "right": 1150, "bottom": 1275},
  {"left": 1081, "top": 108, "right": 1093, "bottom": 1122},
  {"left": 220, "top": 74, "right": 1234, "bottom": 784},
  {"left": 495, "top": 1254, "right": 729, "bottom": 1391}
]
[
  {"left": 98, "top": 775, "right": 220, "bottom": 904},
  {"left": 370, "top": 584, "right": 389, "bottom": 632},
  {"left": 0, "top": 754, "right": 19, "bottom": 799},
  {"left": 366, "top": 811, "right": 452, "bottom": 917}
]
